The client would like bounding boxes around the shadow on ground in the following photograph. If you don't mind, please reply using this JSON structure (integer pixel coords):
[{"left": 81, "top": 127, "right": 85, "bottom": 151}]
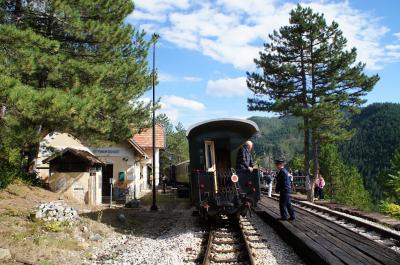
[{"left": 81, "top": 189, "right": 197, "bottom": 237}]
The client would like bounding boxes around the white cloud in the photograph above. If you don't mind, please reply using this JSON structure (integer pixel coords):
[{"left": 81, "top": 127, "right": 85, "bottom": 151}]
[
  {"left": 158, "top": 72, "right": 203, "bottom": 82},
  {"left": 162, "top": 95, "right": 205, "bottom": 111},
  {"left": 139, "top": 95, "right": 207, "bottom": 124},
  {"left": 160, "top": 95, "right": 206, "bottom": 123},
  {"left": 129, "top": 0, "right": 398, "bottom": 71},
  {"left": 394, "top": 32, "right": 400, "bottom": 40},
  {"left": 129, "top": 0, "right": 190, "bottom": 23},
  {"left": 207, "top": 77, "right": 247, "bottom": 97},
  {"left": 385, "top": 45, "right": 400, "bottom": 51},
  {"left": 158, "top": 72, "right": 176, "bottom": 82},
  {"left": 183, "top": 76, "right": 203, "bottom": 82}
]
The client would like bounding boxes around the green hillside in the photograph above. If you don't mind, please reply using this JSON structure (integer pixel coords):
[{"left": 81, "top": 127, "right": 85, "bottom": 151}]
[
  {"left": 249, "top": 103, "right": 400, "bottom": 202},
  {"left": 248, "top": 116, "right": 303, "bottom": 163},
  {"left": 340, "top": 103, "right": 400, "bottom": 201}
]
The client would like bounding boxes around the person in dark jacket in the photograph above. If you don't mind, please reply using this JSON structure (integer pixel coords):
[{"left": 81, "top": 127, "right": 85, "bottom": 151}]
[
  {"left": 236, "top": 141, "right": 254, "bottom": 172},
  {"left": 274, "top": 159, "right": 295, "bottom": 221}
]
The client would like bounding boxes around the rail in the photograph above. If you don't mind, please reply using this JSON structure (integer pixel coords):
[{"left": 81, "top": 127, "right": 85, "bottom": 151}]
[{"left": 202, "top": 216, "right": 257, "bottom": 265}]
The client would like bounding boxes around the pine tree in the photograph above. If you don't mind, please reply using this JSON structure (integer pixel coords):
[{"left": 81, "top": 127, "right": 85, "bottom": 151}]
[
  {"left": 0, "top": 0, "right": 153, "bottom": 176},
  {"left": 386, "top": 150, "right": 400, "bottom": 203},
  {"left": 319, "top": 144, "right": 372, "bottom": 210},
  {"left": 247, "top": 5, "right": 378, "bottom": 200},
  {"left": 157, "top": 114, "right": 189, "bottom": 175}
]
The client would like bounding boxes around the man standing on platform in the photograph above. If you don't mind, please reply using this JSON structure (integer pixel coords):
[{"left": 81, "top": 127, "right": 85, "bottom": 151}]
[{"left": 275, "top": 158, "right": 295, "bottom": 221}]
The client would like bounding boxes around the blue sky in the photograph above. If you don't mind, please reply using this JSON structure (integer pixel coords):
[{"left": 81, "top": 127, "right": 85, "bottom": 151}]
[{"left": 126, "top": 0, "right": 400, "bottom": 128}]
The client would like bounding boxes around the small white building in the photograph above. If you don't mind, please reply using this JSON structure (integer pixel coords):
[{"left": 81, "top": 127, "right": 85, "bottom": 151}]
[
  {"left": 42, "top": 148, "right": 104, "bottom": 205},
  {"left": 36, "top": 127, "right": 165, "bottom": 205}
]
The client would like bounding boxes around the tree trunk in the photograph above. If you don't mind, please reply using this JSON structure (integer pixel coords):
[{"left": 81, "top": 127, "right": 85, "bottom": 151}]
[
  {"left": 26, "top": 143, "right": 40, "bottom": 174},
  {"left": 0, "top": 105, "right": 5, "bottom": 119},
  {"left": 25, "top": 126, "right": 48, "bottom": 175},
  {"left": 304, "top": 118, "right": 312, "bottom": 200},
  {"left": 300, "top": 49, "right": 313, "bottom": 201},
  {"left": 311, "top": 128, "right": 320, "bottom": 202}
]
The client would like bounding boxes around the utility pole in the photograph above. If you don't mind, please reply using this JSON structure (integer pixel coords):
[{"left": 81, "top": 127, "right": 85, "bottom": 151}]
[{"left": 150, "top": 33, "right": 160, "bottom": 211}]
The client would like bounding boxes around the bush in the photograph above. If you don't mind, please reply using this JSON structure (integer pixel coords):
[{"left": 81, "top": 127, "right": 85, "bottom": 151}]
[
  {"left": 380, "top": 201, "right": 400, "bottom": 219},
  {"left": 44, "top": 221, "right": 69, "bottom": 233}
]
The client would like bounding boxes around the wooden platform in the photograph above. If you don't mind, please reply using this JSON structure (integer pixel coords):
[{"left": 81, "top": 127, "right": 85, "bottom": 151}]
[{"left": 257, "top": 197, "right": 400, "bottom": 265}]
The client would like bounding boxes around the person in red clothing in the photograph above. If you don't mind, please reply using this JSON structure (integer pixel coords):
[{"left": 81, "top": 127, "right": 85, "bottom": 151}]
[
  {"left": 318, "top": 174, "right": 325, "bottom": 200},
  {"left": 314, "top": 177, "right": 320, "bottom": 199}
]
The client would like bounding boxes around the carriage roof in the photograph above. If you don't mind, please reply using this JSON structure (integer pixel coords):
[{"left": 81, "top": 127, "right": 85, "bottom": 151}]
[{"left": 186, "top": 118, "right": 259, "bottom": 140}]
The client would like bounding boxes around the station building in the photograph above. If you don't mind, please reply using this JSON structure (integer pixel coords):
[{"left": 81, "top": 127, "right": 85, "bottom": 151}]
[{"left": 36, "top": 126, "right": 165, "bottom": 205}]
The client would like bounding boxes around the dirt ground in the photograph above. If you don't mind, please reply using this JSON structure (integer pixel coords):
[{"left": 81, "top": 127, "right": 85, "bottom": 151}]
[{"left": 0, "top": 182, "right": 191, "bottom": 265}]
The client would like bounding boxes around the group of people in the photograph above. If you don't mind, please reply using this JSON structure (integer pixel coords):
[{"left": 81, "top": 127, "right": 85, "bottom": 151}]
[{"left": 260, "top": 170, "right": 275, "bottom": 197}]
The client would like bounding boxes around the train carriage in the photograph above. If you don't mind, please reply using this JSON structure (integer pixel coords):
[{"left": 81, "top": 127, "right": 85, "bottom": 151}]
[{"left": 186, "top": 118, "right": 261, "bottom": 219}]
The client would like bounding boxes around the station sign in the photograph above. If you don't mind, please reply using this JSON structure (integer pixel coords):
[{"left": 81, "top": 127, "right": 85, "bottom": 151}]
[{"left": 89, "top": 147, "right": 131, "bottom": 157}]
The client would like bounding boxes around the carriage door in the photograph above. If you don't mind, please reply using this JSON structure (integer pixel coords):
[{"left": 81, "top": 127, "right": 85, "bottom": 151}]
[{"left": 204, "top": 140, "right": 218, "bottom": 193}]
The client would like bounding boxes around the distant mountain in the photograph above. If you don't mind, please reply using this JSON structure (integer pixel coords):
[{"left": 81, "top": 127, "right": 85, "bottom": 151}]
[{"left": 248, "top": 116, "right": 303, "bottom": 161}]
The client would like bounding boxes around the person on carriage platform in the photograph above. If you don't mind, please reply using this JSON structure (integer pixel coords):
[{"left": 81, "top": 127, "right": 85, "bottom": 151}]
[
  {"left": 275, "top": 158, "right": 295, "bottom": 221},
  {"left": 236, "top": 140, "right": 254, "bottom": 173}
]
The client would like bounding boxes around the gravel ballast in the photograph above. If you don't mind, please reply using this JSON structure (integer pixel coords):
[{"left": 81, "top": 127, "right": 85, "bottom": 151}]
[
  {"left": 247, "top": 214, "right": 305, "bottom": 265},
  {"left": 87, "top": 210, "right": 205, "bottom": 265},
  {"left": 88, "top": 209, "right": 305, "bottom": 265}
]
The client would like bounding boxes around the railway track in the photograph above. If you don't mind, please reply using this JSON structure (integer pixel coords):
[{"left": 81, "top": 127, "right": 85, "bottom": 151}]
[
  {"left": 262, "top": 193, "right": 400, "bottom": 253},
  {"left": 202, "top": 216, "right": 262, "bottom": 265}
]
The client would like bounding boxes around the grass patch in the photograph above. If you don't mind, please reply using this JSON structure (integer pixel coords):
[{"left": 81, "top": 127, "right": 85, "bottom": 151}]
[
  {"left": 1, "top": 207, "right": 26, "bottom": 218},
  {"left": 44, "top": 237, "right": 83, "bottom": 251},
  {"left": 44, "top": 221, "right": 70, "bottom": 233}
]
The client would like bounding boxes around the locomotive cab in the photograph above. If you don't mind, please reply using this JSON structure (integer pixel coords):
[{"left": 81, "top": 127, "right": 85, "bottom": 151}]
[{"left": 186, "top": 118, "right": 260, "bottom": 219}]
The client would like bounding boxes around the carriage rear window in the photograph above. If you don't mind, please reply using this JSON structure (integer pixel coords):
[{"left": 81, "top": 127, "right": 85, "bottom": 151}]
[{"left": 204, "top": 141, "right": 215, "bottom": 172}]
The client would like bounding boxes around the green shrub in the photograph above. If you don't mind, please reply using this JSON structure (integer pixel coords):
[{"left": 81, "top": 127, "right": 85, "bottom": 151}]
[
  {"left": 380, "top": 201, "right": 400, "bottom": 219},
  {"left": 44, "top": 221, "right": 68, "bottom": 232}
]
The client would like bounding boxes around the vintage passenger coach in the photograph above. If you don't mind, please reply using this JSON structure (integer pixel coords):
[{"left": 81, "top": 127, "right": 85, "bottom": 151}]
[{"left": 186, "top": 118, "right": 261, "bottom": 220}]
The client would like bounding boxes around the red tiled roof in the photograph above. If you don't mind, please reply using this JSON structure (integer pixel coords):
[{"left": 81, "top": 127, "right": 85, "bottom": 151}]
[
  {"left": 133, "top": 124, "right": 166, "bottom": 149},
  {"left": 127, "top": 139, "right": 149, "bottom": 158}
]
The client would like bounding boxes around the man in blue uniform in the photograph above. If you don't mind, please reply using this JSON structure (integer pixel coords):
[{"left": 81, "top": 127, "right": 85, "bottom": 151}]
[
  {"left": 274, "top": 158, "right": 295, "bottom": 220},
  {"left": 236, "top": 141, "right": 254, "bottom": 172}
]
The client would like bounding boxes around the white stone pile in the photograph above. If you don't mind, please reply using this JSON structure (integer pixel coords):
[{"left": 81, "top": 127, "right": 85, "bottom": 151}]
[{"left": 33, "top": 200, "right": 79, "bottom": 223}]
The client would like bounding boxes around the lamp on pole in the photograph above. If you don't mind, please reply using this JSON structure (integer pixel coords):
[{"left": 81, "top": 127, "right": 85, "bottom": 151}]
[{"left": 150, "top": 33, "right": 160, "bottom": 211}]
